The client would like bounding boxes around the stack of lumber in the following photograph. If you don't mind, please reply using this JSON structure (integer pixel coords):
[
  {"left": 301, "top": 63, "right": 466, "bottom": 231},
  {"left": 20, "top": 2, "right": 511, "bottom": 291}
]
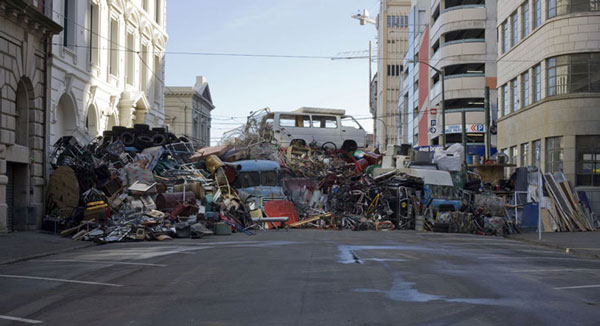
[{"left": 541, "top": 173, "right": 594, "bottom": 231}]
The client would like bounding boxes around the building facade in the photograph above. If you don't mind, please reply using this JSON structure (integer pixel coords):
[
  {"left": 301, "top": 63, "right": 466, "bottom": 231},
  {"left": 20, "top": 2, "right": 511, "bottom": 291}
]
[
  {"left": 0, "top": 0, "right": 62, "bottom": 232},
  {"left": 399, "top": 0, "right": 498, "bottom": 154},
  {"left": 48, "top": 0, "right": 168, "bottom": 149},
  {"left": 496, "top": 0, "right": 600, "bottom": 212},
  {"left": 164, "top": 76, "right": 214, "bottom": 148},
  {"left": 375, "top": 0, "right": 411, "bottom": 149}
]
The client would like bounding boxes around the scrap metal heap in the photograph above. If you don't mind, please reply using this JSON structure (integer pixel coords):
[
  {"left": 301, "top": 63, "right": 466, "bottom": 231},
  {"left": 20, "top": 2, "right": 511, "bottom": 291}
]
[{"left": 45, "top": 117, "right": 598, "bottom": 242}]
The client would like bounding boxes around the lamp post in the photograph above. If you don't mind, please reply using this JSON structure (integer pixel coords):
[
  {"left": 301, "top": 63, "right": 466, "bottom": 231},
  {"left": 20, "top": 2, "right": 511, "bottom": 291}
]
[{"left": 407, "top": 60, "right": 446, "bottom": 148}]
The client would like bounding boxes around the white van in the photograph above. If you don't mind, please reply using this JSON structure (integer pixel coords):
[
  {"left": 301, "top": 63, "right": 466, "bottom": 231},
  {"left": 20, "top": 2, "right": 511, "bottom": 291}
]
[{"left": 260, "top": 107, "right": 366, "bottom": 151}]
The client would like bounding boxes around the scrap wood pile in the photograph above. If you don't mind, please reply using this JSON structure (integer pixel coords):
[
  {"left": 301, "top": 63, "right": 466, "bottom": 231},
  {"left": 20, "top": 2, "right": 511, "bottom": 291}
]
[
  {"left": 45, "top": 125, "right": 262, "bottom": 243},
  {"left": 540, "top": 172, "right": 596, "bottom": 232}
]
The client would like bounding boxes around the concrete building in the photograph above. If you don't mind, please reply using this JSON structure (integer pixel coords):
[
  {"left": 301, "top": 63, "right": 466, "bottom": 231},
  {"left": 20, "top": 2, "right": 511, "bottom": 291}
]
[
  {"left": 374, "top": 0, "right": 411, "bottom": 149},
  {"left": 0, "top": 0, "right": 62, "bottom": 232},
  {"left": 399, "top": 0, "right": 498, "bottom": 155},
  {"left": 164, "top": 76, "right": 214, "bottom": 148},
  {"left": 48, "top": 0, "right": 168, "bottom": 149},
  {"left": 496, "top": 0, "right": 600, "bottom": 212}
]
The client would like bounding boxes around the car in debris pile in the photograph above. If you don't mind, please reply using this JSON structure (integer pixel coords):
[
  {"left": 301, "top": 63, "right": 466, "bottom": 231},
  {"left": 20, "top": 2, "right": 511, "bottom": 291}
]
[
  {"left": 231, "top": 160, "right": 285, "bottom": 210},
  {"left": 399, "top": 168, "right": 462, "bottom": 213},
  {"left": 260, "top": 107, "right": 366, "bottom": 152}
]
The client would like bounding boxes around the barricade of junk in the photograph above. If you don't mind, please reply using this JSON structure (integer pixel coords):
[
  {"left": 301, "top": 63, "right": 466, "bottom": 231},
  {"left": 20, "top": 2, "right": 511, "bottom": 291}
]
[{"left": 44, "top": 110, "right": 598, "bottom": 243}]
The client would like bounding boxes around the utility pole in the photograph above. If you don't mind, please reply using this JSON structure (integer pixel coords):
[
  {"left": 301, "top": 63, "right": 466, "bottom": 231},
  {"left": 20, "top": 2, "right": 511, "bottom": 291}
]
[
  {"left": 441, "top": 69, "right": 446, "bottom": 148},
  {"left": 369, "top": 40, "right": 375, "bottom": 146},
  {"left": 461, "top": 108, "right": 467, "bottom": 166},
  {"left": 484, "top": 86, "right": 491, "bottom": 160}
]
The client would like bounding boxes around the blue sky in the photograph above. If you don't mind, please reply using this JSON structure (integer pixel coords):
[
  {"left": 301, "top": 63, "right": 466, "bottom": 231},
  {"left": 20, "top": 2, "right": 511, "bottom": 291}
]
[{"left": 165, "top": 0, "right": 380, "bottom": 142}]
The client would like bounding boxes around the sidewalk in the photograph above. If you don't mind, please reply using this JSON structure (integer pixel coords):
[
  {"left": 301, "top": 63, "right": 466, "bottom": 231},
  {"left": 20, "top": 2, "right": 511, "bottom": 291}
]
[
  {"left": 0, "top": 231, "right": 93, "bottom": 265},
  {"left": 509, "top": 230, "right": 600, "bottom": 259}
]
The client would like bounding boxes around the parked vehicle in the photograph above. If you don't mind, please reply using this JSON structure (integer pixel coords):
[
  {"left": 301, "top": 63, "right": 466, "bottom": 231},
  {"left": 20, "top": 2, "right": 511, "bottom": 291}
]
[
  {"left": 398, "top": 168, "right": 462, "bottom": 212},
  {"left": 231, "top": 160, "right": 285, "bottom": 210},
  {"left": 260, "top": 107, "right": 366, "bottom": 151}
]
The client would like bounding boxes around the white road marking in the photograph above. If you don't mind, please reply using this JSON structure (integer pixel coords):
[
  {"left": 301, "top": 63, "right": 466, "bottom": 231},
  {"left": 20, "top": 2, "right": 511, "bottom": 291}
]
[
  {"left": 554, "top": 284, "right": 600, "bottom": 290},
  {"left": 0, "top": 315, "right": 43, "bottom": 324},
  {"left": 477, "top": 256, "right": 600, "bottom": 262},
  {"left": 36, "top": 259, "right": 166, "bottom": 267},
  {"left": 0, "top": 274, "right": 122, "bottom": 287},
  {"left": 567, "top": 248, "right": 600, "bottom": 250},
  {"left": 509, "top": 268, "right": 599, "bottom": 273}
]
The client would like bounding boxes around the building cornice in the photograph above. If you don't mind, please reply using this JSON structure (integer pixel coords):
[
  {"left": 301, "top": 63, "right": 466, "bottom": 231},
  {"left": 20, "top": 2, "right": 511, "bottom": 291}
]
[{"left": 0, "top": 0, "right": 62, "bottom": 36}]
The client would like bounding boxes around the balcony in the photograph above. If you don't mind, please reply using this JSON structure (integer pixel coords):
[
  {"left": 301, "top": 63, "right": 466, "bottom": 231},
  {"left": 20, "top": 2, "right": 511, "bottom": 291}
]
[{"left": 430, "top": 5, "right": 486, "bottom": 41}]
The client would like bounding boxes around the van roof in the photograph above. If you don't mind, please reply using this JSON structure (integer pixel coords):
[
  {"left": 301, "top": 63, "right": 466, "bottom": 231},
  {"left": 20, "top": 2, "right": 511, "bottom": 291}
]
[
  {"left": 234, "top": 160, "right": 281, "bottom": 172},
  {"left": 293, "top": 107, "right": 346, "bottom": 115}
]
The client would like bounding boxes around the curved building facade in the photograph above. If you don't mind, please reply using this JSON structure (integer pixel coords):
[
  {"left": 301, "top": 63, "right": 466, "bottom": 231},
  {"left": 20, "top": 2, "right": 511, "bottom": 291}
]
[
  {"left": 400, "top": 0, "right": 497, "bottom": 151},
  {"left": 496, "top": 0, "right": 600, "bottom": 211}
]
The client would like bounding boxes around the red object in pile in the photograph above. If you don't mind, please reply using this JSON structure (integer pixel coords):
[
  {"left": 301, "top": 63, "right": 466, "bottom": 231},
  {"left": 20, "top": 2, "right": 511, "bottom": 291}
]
[{"left": 263, "top": 200, "right": 300, "bottom": 228}]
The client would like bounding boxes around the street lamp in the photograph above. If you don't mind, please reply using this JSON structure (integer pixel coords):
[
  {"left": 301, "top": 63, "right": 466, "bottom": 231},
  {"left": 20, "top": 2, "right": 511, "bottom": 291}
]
[{"left": 407, "top": 60, "right": 447, "bottom": 149}]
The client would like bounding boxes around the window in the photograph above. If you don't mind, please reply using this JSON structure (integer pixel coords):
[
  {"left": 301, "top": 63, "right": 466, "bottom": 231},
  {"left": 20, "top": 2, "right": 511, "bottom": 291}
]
[
  {"left": 502, "top": 21, "right": 509, "bottom": 53},
  {"left": 534, "top": 0, "right": 541, "bottom": 28},
  {"left": 522, "top": 2, "right": 530, "bottom": 38},
  {"left": 140, "top": 43, "right": 148, "bottom": 91},
  {"left": 126, "top": 32, "right": 135, "bottom": 85},
  {"left": 546, "top": 136, "right": 564, "bottom": 173},
  {"left": 521, "top": 143, "right": 530, "bottom": 166},
  {"left": 548, "top": 0, "right": 599, "bottom": 18},
  {"left": 63, "top": 0, "right": 75, "bottom": 48},
  {"left": 511, "top": 146, "right": 519, "bottom": 168},
  {"left": 532, "top": 139, "right": 541, "bottom": 168},
  {"left": 154, "top": 55, "right": 161, "bottom": 99},
  {"left": 387, "top": 64, "right": 401, "bottom": 76},
  {"left": 109, "top": 18, "right": 118, "bottom": 76},
  {"left": 522, "top": 71, "right": 530, "bottom": 107},
  {"left": 260, "top": 171, "right": 279, "bottom": 187},
  {"left": 503, "top": 84, "right": 509, "bottom": 115},
  {"left": 89, "top": 3, "right": 99, "bottom": 65},
  {"left": 312, "top": 116, "right": 337, "bottom": 129},
  {"left": 155, "top": 0, "right": 162, "bottom": 24},
  {"left": 547, "top": 53, "right": 600, "bottom": 96},
  {"left": 279, "top": 115, "right": 310, "bottom": 128},
  {"left": 341, "top": 117, "right": 362, "bottom": 129},
  {"left": 577, "top": 135, "right": 600, "bottom": 186},
  {"left": 511, "top": 11, "right": 519, "bottom": 47},
  {"left": 533, "top": 64, "right": 541, "bottom": 102},
  {"left": 512, "top": 78, "right": 518, "bottom": 111},
  {"left": 548, "top": 0, "right": 557, "bottom": 17}
]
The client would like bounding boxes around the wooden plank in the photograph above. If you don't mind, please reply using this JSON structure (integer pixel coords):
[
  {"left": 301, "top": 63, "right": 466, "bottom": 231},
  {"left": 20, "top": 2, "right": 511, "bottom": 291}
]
[
  {"left": 540, "top": 208, "right": 554, "bottom": 232},
  {"left": 544, "top": 174, "right": 584, "bottom": 231},
  {"left": 543, "top": 177, "right": 572, "bottom": 231},
  {"left": 559, "top": 182, "right": 593, "bottom": 230}
]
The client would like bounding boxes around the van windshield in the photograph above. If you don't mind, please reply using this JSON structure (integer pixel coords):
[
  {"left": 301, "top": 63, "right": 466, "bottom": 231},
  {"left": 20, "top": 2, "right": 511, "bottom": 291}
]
[
  {"left": 260, "top": 171, "right": 279, "bottom": 186},
  {"left": 238, "top": 172, "right": 260, "bottom": 187}
]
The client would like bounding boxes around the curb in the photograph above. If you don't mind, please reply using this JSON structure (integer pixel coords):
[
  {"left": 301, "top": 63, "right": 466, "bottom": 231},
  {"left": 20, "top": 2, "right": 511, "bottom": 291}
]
[
  {"left": 0, "top": 243, "right": 95, "bottom": 266},
  {"left": 508, "top": 235, "right": 600, "bottom": 260}
]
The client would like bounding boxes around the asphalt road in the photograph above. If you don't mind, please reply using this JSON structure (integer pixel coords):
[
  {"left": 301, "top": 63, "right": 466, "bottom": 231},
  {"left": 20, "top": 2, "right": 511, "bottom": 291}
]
[{"left": 1, "top": 230, "right": 600, "bottom": 325}]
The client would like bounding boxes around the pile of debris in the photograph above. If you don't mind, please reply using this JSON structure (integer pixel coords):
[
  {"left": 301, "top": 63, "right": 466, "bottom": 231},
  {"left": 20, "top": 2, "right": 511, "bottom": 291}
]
[{"left": 44, "top": 125, "right": 257, "bottom": 243}]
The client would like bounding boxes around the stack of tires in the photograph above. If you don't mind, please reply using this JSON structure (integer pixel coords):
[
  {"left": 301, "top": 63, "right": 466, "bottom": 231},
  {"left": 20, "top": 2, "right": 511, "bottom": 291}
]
[{"left": 102, "top": 124, "right": 189, "bottom": 150}]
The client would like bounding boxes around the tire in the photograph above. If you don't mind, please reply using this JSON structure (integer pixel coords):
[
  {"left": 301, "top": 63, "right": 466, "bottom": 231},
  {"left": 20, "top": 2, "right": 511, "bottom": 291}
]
[
  {"left": 120, "top": 131, "right": 136, "bottom": 146},
  {"left": 178, "top": 136, "right": 190, "bottom": 143},
  {"left": 152, "top": 127, "right": 166, "bottom": 134},
  {"left": 321, "top": 142, "right": 337, "bottom": 151},
  {"left": 133, "top": 124, "right": 150, "bottom": 133},
  {"left": 102, "top": 130, "right": 114, "bottom": 138},
  {"left": 166, "top": 133, "right": 178, "bottom": 143},
  {"left": 135, "top": 135, "right": 154, "bottom": 149},
  {"left": 341, "top": 141, "right": 358, "bottom": 152},
  {"left": 111, "top": 126, "right": 127, "bottom": 136},
  {"left": 152, "top": 133, "right": 168, "bottom": 146}
]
